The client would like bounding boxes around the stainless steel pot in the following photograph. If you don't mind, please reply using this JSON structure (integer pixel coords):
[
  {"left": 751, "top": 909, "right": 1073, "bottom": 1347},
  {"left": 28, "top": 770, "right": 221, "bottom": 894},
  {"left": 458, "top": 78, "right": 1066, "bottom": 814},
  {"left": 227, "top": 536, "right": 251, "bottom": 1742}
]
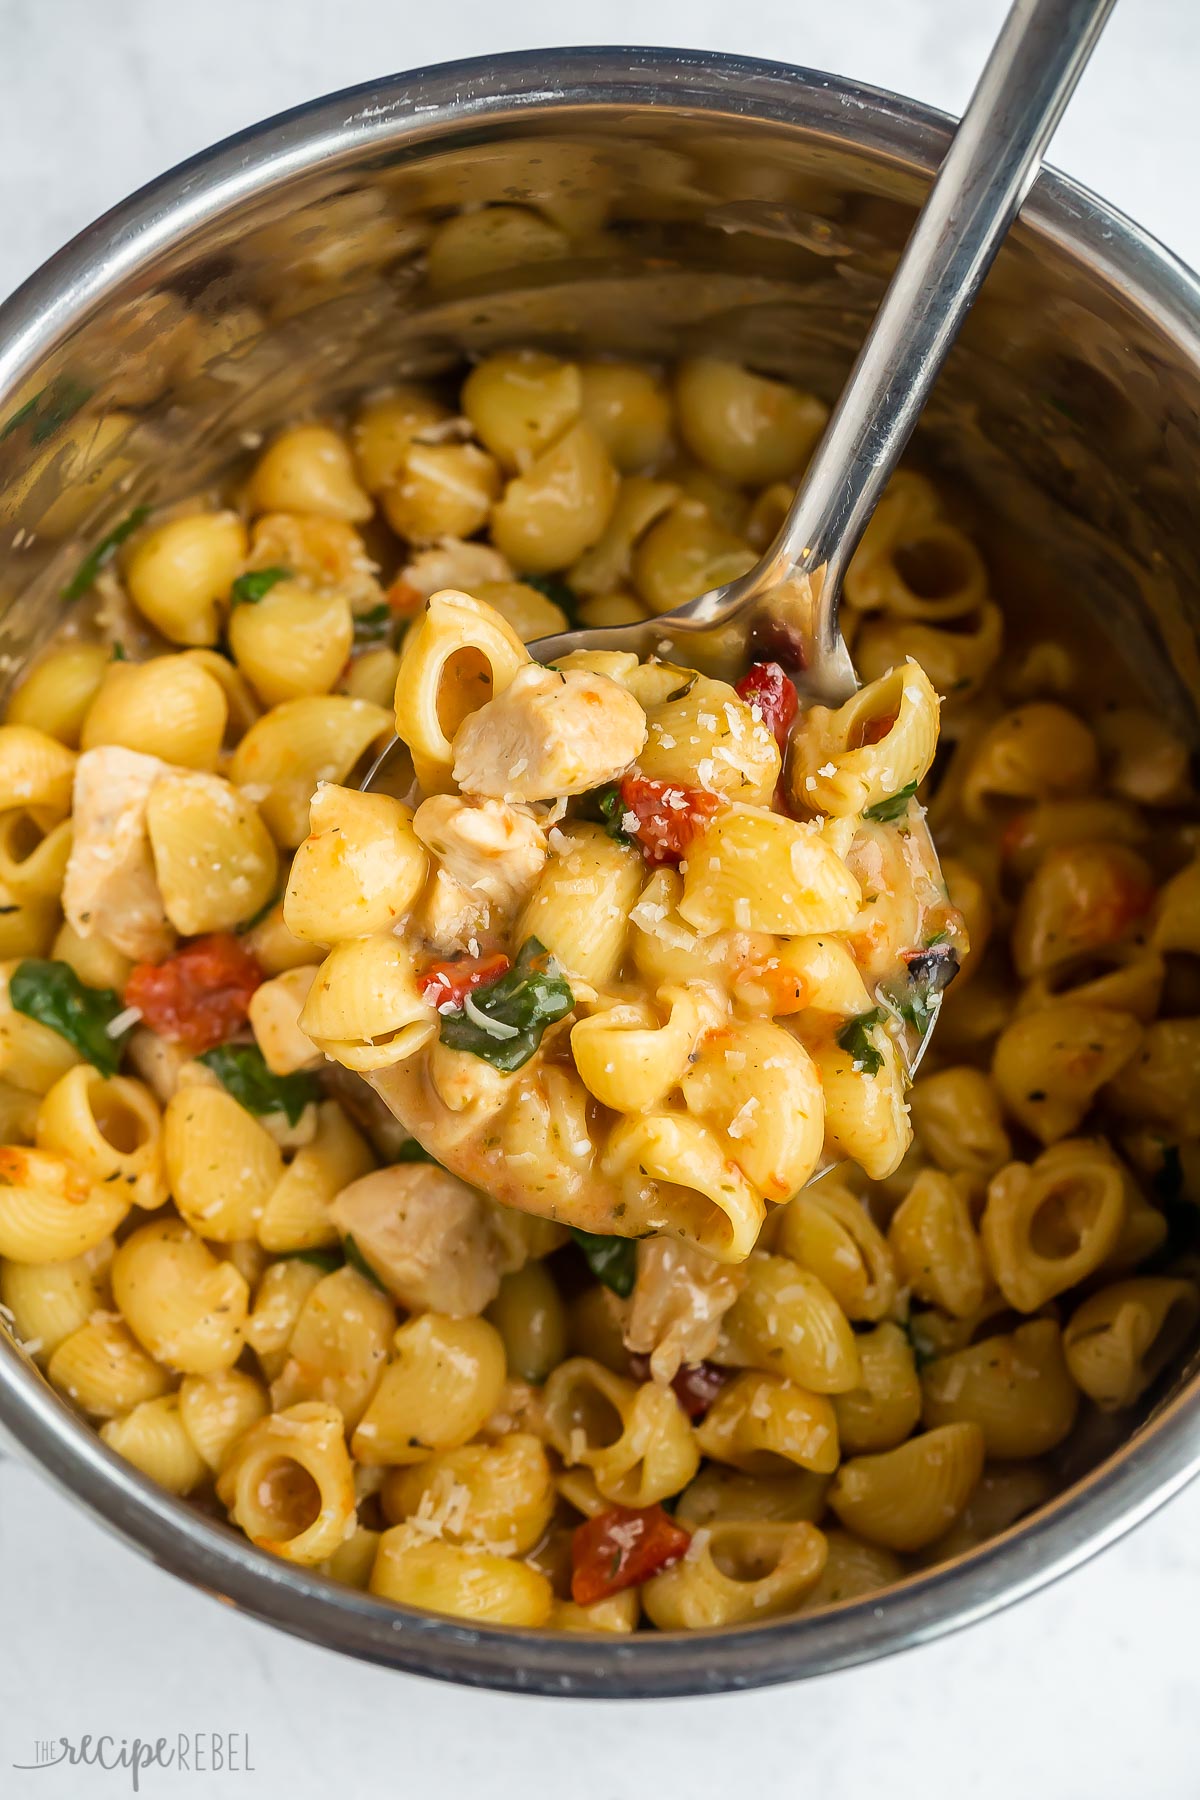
[{"left": 0, "top": 48, "right": 1197, "bottom": 1698}]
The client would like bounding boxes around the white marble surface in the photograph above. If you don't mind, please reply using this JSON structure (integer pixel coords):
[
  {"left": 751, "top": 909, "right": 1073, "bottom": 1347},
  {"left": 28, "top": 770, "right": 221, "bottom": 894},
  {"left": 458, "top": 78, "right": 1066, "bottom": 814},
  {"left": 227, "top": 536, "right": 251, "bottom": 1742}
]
[{"left": 2, "top": 1, "right": 1200, "bottom": 1794}]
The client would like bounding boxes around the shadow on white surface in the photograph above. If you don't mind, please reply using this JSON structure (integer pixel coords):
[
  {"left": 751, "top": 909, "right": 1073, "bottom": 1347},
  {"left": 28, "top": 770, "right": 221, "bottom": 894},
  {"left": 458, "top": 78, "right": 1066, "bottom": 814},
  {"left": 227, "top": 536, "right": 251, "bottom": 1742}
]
[
  {"left": 0, "top": 1452, "right": 1197, "bottom": 1800},
  {"left": 1, "top": 2, "right": 1198, "bottom": 1794}
]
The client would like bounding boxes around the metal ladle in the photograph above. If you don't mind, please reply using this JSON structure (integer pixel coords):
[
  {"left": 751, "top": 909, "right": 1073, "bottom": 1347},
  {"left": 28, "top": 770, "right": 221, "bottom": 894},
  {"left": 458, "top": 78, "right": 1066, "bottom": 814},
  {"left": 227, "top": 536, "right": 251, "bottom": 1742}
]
[
  {"left": 531, "top": 0, "right": 1117, "bottom": 691},
  {"left": 366, "top": 0, "right": 1115, "bottom": 794},
  {"left": 361, "top": 0, "right": 1114, "bottom": 1078}
]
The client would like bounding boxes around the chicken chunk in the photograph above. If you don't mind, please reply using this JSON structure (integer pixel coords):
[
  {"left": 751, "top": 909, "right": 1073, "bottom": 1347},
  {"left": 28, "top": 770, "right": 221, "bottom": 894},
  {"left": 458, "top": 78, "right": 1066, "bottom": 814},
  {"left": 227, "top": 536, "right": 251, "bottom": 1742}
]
[
  {"left": 452, "top": 663, "right": 647, "bottom": 802},
  {"left": 418, "top": 868, "right": 491, "bottom": 956},
  {"left": 330, "top": 1163, "right": 517, "bottom": 1315},
  {"left": 624, "top": 1237, "right": 747, "bottom": 1382},
  {"left": 400, "top": 538, "right": 512, "bottom": 598},
  {"left": 62, "top": 746, "right": 174, "bottom": 961},
  {"left": 412, "top": 795, "right": 547, "bottom": 920},
  {"left": 125, "top": 1024, "right": 195, "bottom": 1104}
]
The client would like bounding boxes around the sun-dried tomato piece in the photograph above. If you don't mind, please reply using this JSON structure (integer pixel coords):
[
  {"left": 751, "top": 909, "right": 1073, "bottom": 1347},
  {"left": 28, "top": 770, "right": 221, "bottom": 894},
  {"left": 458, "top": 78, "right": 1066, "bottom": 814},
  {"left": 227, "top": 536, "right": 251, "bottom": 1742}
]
[
  {"left": 570, "top": 1503, "right": 691, "bottom": 1604},
  {"left": 617, "top": 775, "right": 722, "bottom": 865},
  {"left": 417, "top": 952, "right": 512, "bottom": 1010},
  {"left": 628, "top": 1353, "right": 730, "bottom": 1419},
  {"left": 735, "top": 661, "right": 798, "bottom": 750},
  {"left": 859, "top": 710, "right": 899, "bottom": 747},
  {"left": 124, "top": 935, "right": 264, "bottom": 1055}
]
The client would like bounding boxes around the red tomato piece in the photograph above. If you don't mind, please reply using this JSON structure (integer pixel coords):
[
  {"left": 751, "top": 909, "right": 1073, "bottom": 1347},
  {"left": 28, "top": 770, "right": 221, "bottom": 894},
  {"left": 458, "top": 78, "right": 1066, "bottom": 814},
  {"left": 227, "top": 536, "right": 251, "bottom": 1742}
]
[
  {"left": 1000, "top": 809, "right": 1033, "bottom": 863},
  {"left": 384, "top": 577, "right": 425, "bottom": 619},
  {"left": 628, "top": 1353, "right": 730, "bottom": 1419},
  {"left": 570, "top": 1503, "right": 692, "bottom": 1605},
  {"left": 124, "top": 934, "right": 264, "bottom": 1055},
  {"left": 859, "top": 710, "right": 899, "bottom": 747},
  {"left": 618, "top": 775, "right": 722, "bottom": 865},
  {"left": 417, "top": 952, "right": 512, "bottom": 1010},
  {"left": 671, "top": 1360, "right": 732, "bottom": 1418},
  {"left": 735, "top": 661, "right": 798, "bottom": 749}
]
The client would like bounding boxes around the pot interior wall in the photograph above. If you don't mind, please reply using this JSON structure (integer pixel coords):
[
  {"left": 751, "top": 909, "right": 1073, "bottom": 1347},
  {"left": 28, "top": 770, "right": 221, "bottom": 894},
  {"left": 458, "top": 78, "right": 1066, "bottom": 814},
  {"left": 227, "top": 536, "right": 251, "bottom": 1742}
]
[
  {"left": 0, "top": 95, "right": 1198, "bottom": 1485},
  {"left": 3, "top": 109, "right": 1198, "bottom": 713}
]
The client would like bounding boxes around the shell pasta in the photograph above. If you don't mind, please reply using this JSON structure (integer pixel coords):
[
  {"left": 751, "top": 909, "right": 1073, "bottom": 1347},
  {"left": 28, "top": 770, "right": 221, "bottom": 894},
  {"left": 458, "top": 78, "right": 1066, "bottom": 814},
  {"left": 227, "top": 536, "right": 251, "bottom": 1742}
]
[
  {"left": 0, "top": 346, "right": 1195, "bottom": 1640},
  {"left": 323, "top": 587, "right": 951, "bottom": 1257}
]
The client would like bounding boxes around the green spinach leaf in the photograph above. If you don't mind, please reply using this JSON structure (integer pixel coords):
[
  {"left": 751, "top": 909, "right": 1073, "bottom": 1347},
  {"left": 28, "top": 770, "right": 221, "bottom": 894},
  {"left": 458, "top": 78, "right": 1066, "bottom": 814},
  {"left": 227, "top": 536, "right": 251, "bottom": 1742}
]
[
  {"left": 289, "top": 1247, "right": 344, "bottom": 1274},
  {"left": 438, "top": 937, "right": 574, "bottom": 1072},
  {"left": 593, "top": 783, "right": 634, "bottom": 847},
  {"left": 569, "top": 1227, "right": 638, "bottom": 1298},
  {"left": 862, "top": 780, "right": 918, "bottom": 824},
  {"left": 197, "top": 1042, "right": 319, "bottom": 1126},
  {"left": 9, "top": 959, "right": 134, "bottom": 1077},
  {"left": 230, "top": 566, "right": 291, "bottom": 607},
  {"left": 835, "top": 1007, "right": 886, "bottom": 1077},
  {"left": 351, "top": 601, "right": 394, "bottom": 649}
]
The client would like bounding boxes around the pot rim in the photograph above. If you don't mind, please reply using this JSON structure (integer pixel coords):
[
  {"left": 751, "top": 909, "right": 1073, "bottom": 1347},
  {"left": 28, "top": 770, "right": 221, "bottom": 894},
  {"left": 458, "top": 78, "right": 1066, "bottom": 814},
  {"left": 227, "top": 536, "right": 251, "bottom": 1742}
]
[
  {"left": 1, "top": 46, "right": 1198, "bottom": 1698},
  {"left": 2, "top": 45, "right": 1198, "bottom": 403}
]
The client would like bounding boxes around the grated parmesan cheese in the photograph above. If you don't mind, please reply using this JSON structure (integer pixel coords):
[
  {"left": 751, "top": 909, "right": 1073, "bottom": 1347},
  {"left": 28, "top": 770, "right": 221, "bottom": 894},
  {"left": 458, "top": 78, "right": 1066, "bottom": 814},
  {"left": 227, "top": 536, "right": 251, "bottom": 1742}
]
[{"left": 726, "top": 1097, "right": 759, "bottom": 1139}]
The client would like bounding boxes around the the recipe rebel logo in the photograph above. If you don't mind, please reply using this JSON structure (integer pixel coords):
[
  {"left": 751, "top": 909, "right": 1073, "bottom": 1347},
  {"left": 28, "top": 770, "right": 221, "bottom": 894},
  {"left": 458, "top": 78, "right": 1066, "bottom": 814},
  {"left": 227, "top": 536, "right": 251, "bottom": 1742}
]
[{"left": 12, "top": 1733, "right": 255, "bottom": 1790}]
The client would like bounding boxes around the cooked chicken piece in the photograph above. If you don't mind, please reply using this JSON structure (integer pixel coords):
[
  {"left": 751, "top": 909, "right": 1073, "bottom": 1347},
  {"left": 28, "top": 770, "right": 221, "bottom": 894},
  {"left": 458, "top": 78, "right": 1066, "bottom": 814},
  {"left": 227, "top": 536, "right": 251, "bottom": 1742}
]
[
  {"left": 452, "top": 663, "right": 647, "bottom": 802},
  {"left": 413, "top": 795, "right": 547, "bottom": 920},
  {"left": 624, "top": 1237, "right": 747, "bottom": 1382},
  {"left": 419, "top": 868, "right": 491, "bottom": 956},
  {"left": 63, "top": 746, "right": 174, "bottom": 961},
  {"left": 126, "top": 1025, "right": 196, "bottom": 1104},
  {"left": 400, "top": 538, "right": 512, "bottom": 598},
  {"left": 330, "top": 1163, "right": 518, "bottom": 1315},
  {"left": 486, "top": 1206, "right": 569, "bottom": 1265}
]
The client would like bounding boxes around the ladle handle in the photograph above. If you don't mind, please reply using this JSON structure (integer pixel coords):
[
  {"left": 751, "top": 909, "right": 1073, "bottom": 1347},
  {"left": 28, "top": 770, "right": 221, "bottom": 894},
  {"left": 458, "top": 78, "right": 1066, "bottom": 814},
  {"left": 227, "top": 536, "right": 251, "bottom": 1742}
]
[{"left": 767, "top": 0, "right": 1116, "bottom": 648}]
